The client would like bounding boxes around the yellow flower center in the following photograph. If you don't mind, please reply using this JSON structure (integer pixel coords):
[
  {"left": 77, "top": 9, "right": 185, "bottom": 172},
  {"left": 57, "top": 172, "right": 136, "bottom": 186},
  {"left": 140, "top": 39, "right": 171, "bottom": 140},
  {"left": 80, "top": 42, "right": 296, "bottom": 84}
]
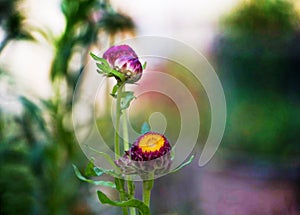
[{"left": 138, "top": 134, "right": 165, "bottom": 153}]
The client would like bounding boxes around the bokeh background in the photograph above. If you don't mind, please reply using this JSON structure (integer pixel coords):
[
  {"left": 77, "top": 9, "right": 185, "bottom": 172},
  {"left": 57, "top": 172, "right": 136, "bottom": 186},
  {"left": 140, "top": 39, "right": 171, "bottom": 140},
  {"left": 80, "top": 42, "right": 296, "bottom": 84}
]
[{"left": 1, "top": 0, "right": 300, "bottom": 214}]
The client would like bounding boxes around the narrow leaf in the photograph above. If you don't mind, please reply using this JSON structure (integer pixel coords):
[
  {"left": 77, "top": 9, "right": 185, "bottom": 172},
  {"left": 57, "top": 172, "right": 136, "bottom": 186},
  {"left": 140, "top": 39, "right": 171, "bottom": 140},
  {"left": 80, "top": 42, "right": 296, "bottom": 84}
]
[
  {"left": 141, "top": 122, "right": 151, "bottom": 134},
  {"left": 142, "top": 61, "right": 147, "bottom": 70},
  {"left": 83, "top": 144, "right": 119, "bottom": 170},
  {"left": 96, "top": 63, "right": 108, "bottom": 72},
  {"left": 90, "top": 52, "right": 105, "bottom": 63},
  {"left": 170, "top": 155, "right": 194, "bottom": 173},
  {"left": 111, "top": 83, "right": 120, "bottom": 97},
  {"left": 97, "top": 190, "right": 150, "bottom": 215},
  {"left": 85, "top": 159, "right": 103, "bottom": 177},
  {"left": 110, "top": 69, "right": 125, "bottom": 82},
  {"left": 120, "top": 91, "right": 135, "bottom": 110},
  {"left": 96, "top": 69, "right": 105, "bottom": 75},
  {"left": 72, "top": 165, "right": 116, "bottom": 188}
]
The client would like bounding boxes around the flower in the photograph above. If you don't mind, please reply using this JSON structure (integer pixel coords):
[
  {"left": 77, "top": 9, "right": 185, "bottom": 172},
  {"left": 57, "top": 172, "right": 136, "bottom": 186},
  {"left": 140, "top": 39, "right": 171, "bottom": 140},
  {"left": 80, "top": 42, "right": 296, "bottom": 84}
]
[
  {"left": 103, "top": 45, "right": 143, "bottom": 83},
  {"left": 128, "top": 132, "right": 171, "bottom": 161},
  {"left": 115, "top": 132, "right": 172, "bottom": 177}
]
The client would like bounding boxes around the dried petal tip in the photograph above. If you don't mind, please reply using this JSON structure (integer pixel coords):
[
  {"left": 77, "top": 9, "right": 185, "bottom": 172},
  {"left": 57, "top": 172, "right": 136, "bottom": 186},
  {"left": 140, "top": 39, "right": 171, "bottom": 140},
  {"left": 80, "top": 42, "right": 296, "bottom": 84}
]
[{"left": 129, "top": 132, "right": 171, "bottom": 161}]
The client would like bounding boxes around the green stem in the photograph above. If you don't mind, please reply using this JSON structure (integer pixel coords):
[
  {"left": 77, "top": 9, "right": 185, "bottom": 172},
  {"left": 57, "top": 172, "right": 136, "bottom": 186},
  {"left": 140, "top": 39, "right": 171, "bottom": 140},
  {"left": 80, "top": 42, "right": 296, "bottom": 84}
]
[
  {"left": 122, "top": 110, "right": 129, "bottom": 151},
  {"left": 143, "top": 179, "right": 154, "bottom": 208},
  {"left": 114, "top": 84, "right": 123, "bottom": 159},
  {"left": 121, "top": 86, "right": 136, "bottom": 215},
  {"left": 115, "top": 178, "right": 128, "bottom": 215},
  {"left": 114, "top": 84, "right": 128, "bottom": 215},
  {"left": 128, "top": 181, "right": 136, "bottom": 215}
]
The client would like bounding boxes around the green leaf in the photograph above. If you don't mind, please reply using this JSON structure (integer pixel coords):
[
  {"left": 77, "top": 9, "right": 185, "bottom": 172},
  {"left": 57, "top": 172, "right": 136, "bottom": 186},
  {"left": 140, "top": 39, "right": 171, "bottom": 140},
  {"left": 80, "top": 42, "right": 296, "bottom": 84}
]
[
  {"left": 170, "top": 155, "right": 194, "bottom": 173},
  {"left": 97, "top": 190, "right": 150, "bottom": 215},
  {"left": 142, "top": 61, "right": 147, "bottom": 70},
  {"left": 85, "top": 159, "right": 103, "bottom": 177},
  {"left": 93, "top": 167, "right": 105, "bottom": 176},
  {"left": 96, "top": 63, "right": 110, "bottom": 73},
  {"left": 83, "top": 144, "right": 119, "bottom": 170},
  {"left": 90, "top": 52, "right": 106, "bottom": 63},
  {"left": 90, "top": 52, "right": 126, "bottom": 82},
  {"left": 111, "top": 83, "right": 120, "bottom": 97},
  {"left": 90, "top": 52, "right": 115, "bottom": 76},
  {"left": 72, "top": 165, "right": 116, "bottom": 188},
  {"left": 120, "top": 91, "right": 135, "bottom": 110},
  {"left": 19, "top": 96, "right": 46, "bottom": 133},
  {"left": 141, "top": 122, "right": 151, "bottom": 134},
  {"left": 110, "top": 69, "right": 126, "bottom": 82}
]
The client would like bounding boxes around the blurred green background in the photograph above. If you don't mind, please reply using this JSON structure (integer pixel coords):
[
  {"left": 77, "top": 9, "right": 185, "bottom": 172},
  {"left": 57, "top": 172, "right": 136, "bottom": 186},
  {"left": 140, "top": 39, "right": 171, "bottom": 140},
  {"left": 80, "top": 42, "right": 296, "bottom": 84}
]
[{"left": 1, "top": 0, "right": 300, "bottom": 214}]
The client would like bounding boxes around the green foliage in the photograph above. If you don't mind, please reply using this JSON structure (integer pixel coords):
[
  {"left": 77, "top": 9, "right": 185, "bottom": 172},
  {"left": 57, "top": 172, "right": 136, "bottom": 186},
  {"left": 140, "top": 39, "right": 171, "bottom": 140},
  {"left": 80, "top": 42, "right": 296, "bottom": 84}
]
[
  {"left": 142, "top": 62, "right": 147, "bottom": 70},
  {"left": 83, "top": 145, "right": 119, "bottom": 170},
  {"left": 1, "top": 0, "right": 138, "bottom": 214},
  {"left": 90, "top": 52, "right": 126, "bottom": 83},
  {"left": 0, "top": 0, "right": 33, "bottom": 52},
  {"left": 73, "top": 165, "right": 116, "bottom": 188},
  {"left": 97, "top": 190, "right": 150, "bottom": 215},
  {"left": 222, "top": 0, "right": 299, "bottom": 36},
  {"left": 99, "top": 11, "right": 135, "bottom": 35},
  {"left": 120, "top": 91, "right": 136, "bottom": 110},
  {"left": 19, "top": 96, "right": 47, "bottom": 134},
  {"left": 0, "top": 141, "right": 38, "bottom": 215},
  {"left": 224, "top": 96, "right": 298, "bottom": 158},
  {"left": 215, "top": 0, "right": 300, "bottom": 161},
  {"left": 51, "top": 0, "right": 101, "bottom": 80}
]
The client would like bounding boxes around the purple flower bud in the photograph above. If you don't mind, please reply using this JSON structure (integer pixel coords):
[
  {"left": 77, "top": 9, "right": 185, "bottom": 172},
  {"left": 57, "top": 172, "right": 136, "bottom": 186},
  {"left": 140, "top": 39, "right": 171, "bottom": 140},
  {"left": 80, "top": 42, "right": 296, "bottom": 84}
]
[
  {"left": 103, "top": 45, "right": 138, "bottom": 67},
  {"left": 103, "top": 45, "right": 143, "bottom": 83},
  {"left": 114, "top": 56, "right": 142, "bottom": 83}
]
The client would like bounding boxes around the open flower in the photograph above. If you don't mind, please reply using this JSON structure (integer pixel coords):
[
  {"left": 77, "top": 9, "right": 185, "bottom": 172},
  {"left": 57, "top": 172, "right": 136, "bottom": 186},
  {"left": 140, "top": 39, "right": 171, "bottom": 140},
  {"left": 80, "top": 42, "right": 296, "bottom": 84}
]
[
  {"left": 116, "top": 132, "right": 172, "bottom": 177},
  {"left": 103, "top": 45, "right": 143, "bottom": 83},
  {"left": 128, "top": 132, "right": 171, "bottom": 161}
]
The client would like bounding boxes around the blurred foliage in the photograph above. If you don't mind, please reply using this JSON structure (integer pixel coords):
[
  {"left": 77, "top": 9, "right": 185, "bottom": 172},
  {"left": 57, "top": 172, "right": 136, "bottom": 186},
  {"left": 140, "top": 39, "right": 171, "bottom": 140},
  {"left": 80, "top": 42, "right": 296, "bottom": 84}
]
[
  {"left": 0, "top": 154, "right": 38, "bottom": 214},
  {"left": 0, "top": 0, "right": 33, "bottom": 52},
  {"left": 221, "top": 0, "right": 299, "bottom": 37},
  {"left": 99, "top": 11, "right": 135, "bottom": 36},
  {"left": 214, "top": 0, "right": 300, "bottom": 161},
  {"left": 1, "top": 0, "right": 137, "bottom": 214}
]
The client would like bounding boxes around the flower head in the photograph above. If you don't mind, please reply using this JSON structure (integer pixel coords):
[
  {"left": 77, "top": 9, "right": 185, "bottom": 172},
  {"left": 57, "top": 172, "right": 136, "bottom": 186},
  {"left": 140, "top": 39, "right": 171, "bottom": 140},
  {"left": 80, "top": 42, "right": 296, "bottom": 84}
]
[
  {"left": 103, "top": 45, "right": 137, "bottom": 66},
  {"left": 116, "top": 132, "right": 172, "bottom": 177},
  {"left": 128, "top": 132, "right": 171, "bottom": 161},
  {"left": 103, "top": 45, "right": 143, "bottom": 83}
]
